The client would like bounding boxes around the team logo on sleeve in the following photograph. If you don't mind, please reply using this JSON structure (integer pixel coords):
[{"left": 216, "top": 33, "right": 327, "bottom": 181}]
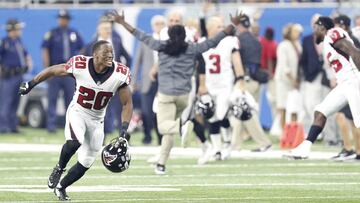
[
  {"left": 330, "top": 30, "right": 341, "bottom": 43},
  {"left": 65, "top": 57, "right": 74, "bottom": 70}
]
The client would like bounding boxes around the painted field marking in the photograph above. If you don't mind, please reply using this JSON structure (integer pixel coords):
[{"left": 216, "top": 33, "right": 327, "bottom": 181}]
[
  {"left": 0, "top": 162, "right": 357, "bottom": 171},
  {"left": 2, "top": 196, "right": 360, "bottom": 203},
  {"left": 1, "top": 182, "right": 360, "bottom": 189},
  {"left": 3, "top": 172, "right": 360, "bottom": 180}
]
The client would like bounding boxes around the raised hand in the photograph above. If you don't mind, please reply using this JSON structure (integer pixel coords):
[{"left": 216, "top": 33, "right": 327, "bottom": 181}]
[
  {"left": 109, "top": 10, "right": 125, "bottom": 25},
  {"left": 18, "top": 81, "right": 33, "bottom": 96},
  {"left": 230, "top": 10, "right": 247, "bottom": 26}
]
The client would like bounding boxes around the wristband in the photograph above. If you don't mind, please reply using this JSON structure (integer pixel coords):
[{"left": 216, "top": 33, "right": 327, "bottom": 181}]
[
  {"left": 121, "top": 122, "right": 129, "bottom": 132},
  {"left": 28, "top": 79, "right": 38, "bottom": 89},
  {"left": 235, "top": 76, "right": 245, "bottom": 82}
]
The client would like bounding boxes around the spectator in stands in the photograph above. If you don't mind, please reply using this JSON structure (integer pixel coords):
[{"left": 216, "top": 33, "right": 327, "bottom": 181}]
[
  {"left": 82, "top": 15, "right": 132, "bottom": 134},
  {"left": 110, "top": 10, "right": 243, "bottom": 175},
  {"left": 259, "top": 27, "right": 277, "bottom": 114},
  {"left": 132, "top": 15, "right": 166, "bottom": 144},
  {"left": 274, "top": 23, "right": 302, "bottom": 129},
  {"left": 42, "top": 10, "right": 84, "bottom": 133},
  {"left": 0, "top": 19, "right": 32, "bottom": 133}
]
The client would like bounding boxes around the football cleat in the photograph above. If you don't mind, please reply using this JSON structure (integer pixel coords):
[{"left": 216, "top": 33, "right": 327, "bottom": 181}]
[
  {"left": 214, "top": 151, "right": 222, "bottom": 161},
  {"left": 180, "top": 120, "right": 194, "bottom": 147},
  {"left": 283, "top": 140, "right": 312, "bottom": 160},
  {"left": 331, "top": 149, "right": 356, "bottom": 161},
  {"left": 221, "top": 142, "right": 232, "bottom": 160},
  {"left": 48, "top": 165, "right": 66, "bottom": 189},
  {"left": 54, "top": 187, "right": 70, "bottom": 201},
  {"left": 197, "top": 142, "right": 213, "bottom": 165},
  {"left": 154, "top": 164, "right": 166, "bottom": 175}
]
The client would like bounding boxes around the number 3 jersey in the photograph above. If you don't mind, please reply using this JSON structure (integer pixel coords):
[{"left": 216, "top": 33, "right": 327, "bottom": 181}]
[
  {"left": 201, "top": 36, "right": 240, "bottom": 94},
  {"left": 324, "top": 27, "right": 359, "bottom": 83},
  {"left": 64, "top": 55, "right": 131, "bottom": 119}
]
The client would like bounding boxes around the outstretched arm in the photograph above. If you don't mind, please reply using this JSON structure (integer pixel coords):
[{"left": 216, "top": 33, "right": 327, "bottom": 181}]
[
  {"left": 118, "top": 85, "right": 133, "bottom": 141},
  {"left": 333, "top": 38, "right": 360, "bottom": 70},
  {"left": 19, "top": 64, "right": 69, "bottom": 95},
  {"left": 110, "top": 10, "right": 162, "bottom": 51},
  {"left": 195, "top": 11, "right": 247, "bottom": 54}
]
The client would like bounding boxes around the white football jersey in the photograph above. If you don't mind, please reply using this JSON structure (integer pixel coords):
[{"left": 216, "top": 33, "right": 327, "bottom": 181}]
[
  {"left": 323, "top": 27, "right": 359, "bottom": 83},
  {"left": 202, "top": 36, "right": 239, "bottom": 94},
  {"left": 64, "top": 55, "right": 131, "bottom": 119}
]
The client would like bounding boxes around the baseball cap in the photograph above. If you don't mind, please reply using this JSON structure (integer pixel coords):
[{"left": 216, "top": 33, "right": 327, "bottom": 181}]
[
  {"left": 334, "top": 15, "right": 351, "bottom": 27},
  {"left": 5, "top": 18, "right": 25, "bottom": 31},
  {"left": 315, "top": 16, "right": 334, "bottom": 30},
  {"left": 57, "top": 9, "right": 71, "bottom": 19},
  {"left": 239, "top": 14, "right": 251, "bottom": 28}
]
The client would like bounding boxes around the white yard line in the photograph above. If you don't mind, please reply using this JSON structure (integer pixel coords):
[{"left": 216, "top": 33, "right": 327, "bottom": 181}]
[
  {"left": 0, "top": 143, "right": 337, "bottom": 160},
  {"left": 1, "top": 182, "right": 359, "bottom": 189},
  {"left": 3, "top": 172, "right": 360, "bottom": 180},
  {"left": 0, "top": 162, "right": 356, "bottom": 171},
  {"left": 1, "top": 196, "right": 360, "bottom": 203}
]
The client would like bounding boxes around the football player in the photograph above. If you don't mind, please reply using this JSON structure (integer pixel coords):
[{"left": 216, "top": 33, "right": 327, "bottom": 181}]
[
  {"left": 286, "top": 16, "right": 360, "bottom": 159},
  {"left": 18, "top": 40, "right": 133, "bottom": 201},
  {"left": 199, "top": 16, "right": 246, "bottom": 162}
]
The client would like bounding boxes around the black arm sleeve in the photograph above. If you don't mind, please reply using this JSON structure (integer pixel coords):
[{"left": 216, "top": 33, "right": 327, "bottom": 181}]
[
  {"left": 200, "top": 17, "right": 208, "bottom": 38},
  {"left": 197, "top": 54, "right": 206, "bottom": 74}
]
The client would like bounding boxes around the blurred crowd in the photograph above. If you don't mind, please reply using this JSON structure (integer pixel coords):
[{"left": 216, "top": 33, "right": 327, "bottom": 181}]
[{"left": 1, "top": 4, "right": 360, "bottom": 164}]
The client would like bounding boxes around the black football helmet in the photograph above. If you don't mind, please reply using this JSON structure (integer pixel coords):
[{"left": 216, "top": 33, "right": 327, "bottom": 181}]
[
  {"left": 101, "top": 137, "right": 131, "bottom": 173},
  {"left": 195, "top": 94, "right": 215, "bottom": 119},
  {"left": 232, "top": 98, "right": 252, "bottom": 121}
]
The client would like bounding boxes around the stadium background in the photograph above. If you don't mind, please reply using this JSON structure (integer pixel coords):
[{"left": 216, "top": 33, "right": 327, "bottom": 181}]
[{"left": 0, "top": 4, "right": 351, "bottom": 128}]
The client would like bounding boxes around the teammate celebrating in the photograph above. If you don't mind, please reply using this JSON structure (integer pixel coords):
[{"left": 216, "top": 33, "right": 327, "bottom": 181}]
[
  {"left": 199, "top": 16, "right": 246, "bottom": 162},
  {"left": 286, "top": 16, "right": 360, "bottom": 159},
  {"left": 18, "top": 40, "right": 133, "bottom": 201}
]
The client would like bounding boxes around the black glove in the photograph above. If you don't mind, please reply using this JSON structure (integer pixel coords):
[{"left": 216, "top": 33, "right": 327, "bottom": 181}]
[
  {"left": 119, "top": 129, "right": 130, "bottom": 142},
  {"left": 18, "top": 80, "right": 37, "bottom": 96}
]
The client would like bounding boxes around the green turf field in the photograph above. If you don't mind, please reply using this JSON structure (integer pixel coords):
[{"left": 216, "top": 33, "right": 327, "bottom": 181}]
[{"left": 0, "top": 128, "right": 359, "bottom": 202}]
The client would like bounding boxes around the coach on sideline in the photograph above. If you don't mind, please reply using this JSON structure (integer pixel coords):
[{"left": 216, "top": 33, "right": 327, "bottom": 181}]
[{"left": 110, "top": 10, "right": 244, "bottom": 174}]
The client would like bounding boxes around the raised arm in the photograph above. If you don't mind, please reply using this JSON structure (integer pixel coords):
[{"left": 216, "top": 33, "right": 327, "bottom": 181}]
[
  {"left": 19, "top": 64, "right": 69, "bottom": 95},
  {"left": 195, "top": 11, "right": 246, "bottom": 54},
  {"left": 110, "top": 10, "right": 163, "bottom": 51},
  {"left": 333, "top": 38, "right": 360, "bottom": 70}
]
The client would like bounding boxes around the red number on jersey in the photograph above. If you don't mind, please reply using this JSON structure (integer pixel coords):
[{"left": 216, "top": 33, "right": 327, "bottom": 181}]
[
  {"left": 77, "top": 86, "right": 95, "bottom": 109},
  {"left": 116, "top": 63, "right": 128, "bottom": 75},
  {"left": 327, "top": 53, "right": 343, "bottom": 73},
  {"left": 77, "top": 86, "right": 113, "bottom": 110},
  {"left": 75, "top": 56, "right": 87, "bottom": 69},
  {"left": 209, "top": 54, "right": 221, "bottom": 74},
  {"left": 93, "top": 91, "right": 113, "bottom": 110}
]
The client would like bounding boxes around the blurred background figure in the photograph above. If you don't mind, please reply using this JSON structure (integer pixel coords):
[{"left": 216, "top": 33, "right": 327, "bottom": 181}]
[
  {"left": 41, "top": 9, "right": 84, "bottom": 133},
  {"left": 351, "top": 15, "right": 360, "bottom": 42},
  {"left": 299, "top": 13, "right": 325, "bottom": 133},
  {"left": 0, "top": 18, "right": 31, "bottom": 133},
  {"left": 132, "top": 15, "right": 165, "bottom": 144},
  {"left": 259, "top": 27, "right": 277, "bottom": 115},
  {"left": 82, "top": 14, "right": 132, "bottom": 135},
  {"left": 274, "top": 23, "right": 302, "bottom": 131}
]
